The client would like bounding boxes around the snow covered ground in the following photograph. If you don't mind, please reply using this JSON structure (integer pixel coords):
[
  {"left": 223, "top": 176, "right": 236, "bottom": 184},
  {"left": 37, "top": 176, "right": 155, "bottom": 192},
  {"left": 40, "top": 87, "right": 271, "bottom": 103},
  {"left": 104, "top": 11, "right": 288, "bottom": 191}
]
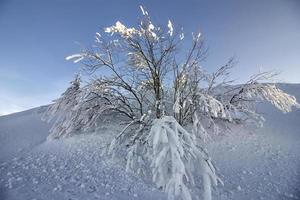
[{"left": 0, "top": 83, "right": 299, "bottom": 200}]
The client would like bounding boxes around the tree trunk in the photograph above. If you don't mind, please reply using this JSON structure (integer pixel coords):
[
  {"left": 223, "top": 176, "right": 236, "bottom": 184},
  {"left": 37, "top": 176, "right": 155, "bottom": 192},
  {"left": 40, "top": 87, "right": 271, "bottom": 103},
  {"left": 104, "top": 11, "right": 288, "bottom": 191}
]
[{"left": 153, "top": 75, "right": 162, "bottom": 118}]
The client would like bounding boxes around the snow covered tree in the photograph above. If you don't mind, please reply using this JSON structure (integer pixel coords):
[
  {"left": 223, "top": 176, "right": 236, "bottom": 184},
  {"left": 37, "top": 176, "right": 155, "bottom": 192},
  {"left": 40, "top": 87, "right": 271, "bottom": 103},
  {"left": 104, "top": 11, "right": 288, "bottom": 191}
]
[
  {"left": 44, "top": 6, "right": 299, "bottom": 200},
  {"left": 43, "top": 74, "right": 82, "bottom": 139},
  {"left": 59, "top": 7, "right": 223, "bottom": 199}
]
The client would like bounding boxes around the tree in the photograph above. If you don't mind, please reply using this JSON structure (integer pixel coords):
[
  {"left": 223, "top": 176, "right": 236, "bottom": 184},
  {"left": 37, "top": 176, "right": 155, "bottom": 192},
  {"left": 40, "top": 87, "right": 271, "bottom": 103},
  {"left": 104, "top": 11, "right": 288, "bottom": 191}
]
[
  {"left": 44, "top": 6, "right": 299, "bottom": 200},
  {"left": 43, "top": 74, "right": 82, "bottom": 139}
]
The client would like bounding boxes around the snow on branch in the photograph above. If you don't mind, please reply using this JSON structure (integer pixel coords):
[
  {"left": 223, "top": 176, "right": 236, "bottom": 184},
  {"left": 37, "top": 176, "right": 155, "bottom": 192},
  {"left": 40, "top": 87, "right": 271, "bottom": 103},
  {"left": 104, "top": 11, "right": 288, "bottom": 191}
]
[
  {"left": 105, "top": 21, "right": 140, "bottom": 38},
  {"left": 236, "top": 83, "right": 299, "bottom": 113},
  {"left": 147, "top": 116, "right": 221, "bottom": 200},
  {"left": 167, "top": 20, "right": 173, "bottom": 36},
  {"left": 139, "top": 5, "right": 148, "bottom": 16},
  {"left": 66, "top": 54, "right": 86, "bottom": 63},
  {"left": 197, "top": 93, "right": 228, "bottom": 119}
]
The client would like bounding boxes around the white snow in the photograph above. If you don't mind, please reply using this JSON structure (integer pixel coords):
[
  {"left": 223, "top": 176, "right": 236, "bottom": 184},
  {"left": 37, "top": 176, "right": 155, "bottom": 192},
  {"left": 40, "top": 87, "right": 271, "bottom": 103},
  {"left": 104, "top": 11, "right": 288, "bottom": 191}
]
[
  {"left": 139, "top": 5, "right": 148, "bottom": 16},
  {"left": 167, "top": 20, "right": 173, "bottom": 36},
  {"left": 104, "top": 21, "right": 140, "bottom": 39},
  {"left": 0, "top": 83, "right": 299, "bottom": 200},
  {"left": 65, "top": 54, "right": 85, "bottom": 63},
  {"left": 179, "top": 33, "right": 184, "bottom": 40}
]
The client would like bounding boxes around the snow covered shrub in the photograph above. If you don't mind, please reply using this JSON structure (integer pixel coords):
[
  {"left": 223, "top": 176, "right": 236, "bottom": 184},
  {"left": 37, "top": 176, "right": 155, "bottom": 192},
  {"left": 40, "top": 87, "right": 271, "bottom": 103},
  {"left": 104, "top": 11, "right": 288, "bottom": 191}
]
[{"left": 44, "top": 5, "right": 299, "bottom": 200}]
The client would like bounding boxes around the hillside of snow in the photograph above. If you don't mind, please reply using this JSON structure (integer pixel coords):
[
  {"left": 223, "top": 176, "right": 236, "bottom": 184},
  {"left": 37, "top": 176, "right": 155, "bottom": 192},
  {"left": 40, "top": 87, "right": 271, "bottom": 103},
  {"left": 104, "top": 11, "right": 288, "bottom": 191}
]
[
  {"left": 0, "top": 83, "right": 299, "bottom": 200},
  {"left": 0, "top": 106, "right": 51, "bottom": 163}
]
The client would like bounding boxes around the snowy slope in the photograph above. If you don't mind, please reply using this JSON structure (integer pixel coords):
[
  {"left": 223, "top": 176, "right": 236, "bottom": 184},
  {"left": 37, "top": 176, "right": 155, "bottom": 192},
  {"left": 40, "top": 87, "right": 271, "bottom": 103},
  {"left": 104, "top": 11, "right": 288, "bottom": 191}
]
[
  {"left": 0, "top": 135, "right": 166, "bottom": 200},
  {"left": 211, "top": 83, "right": 300, "bottom": 200},
  {"left": 0, "top": 83, "right": 300, "bottom": 200},
  {"left": 0, "top": 108, "right": 166, "bottom": 200},
  {"left": 0, "top": 106, "right": 51, "bottom": 163}
]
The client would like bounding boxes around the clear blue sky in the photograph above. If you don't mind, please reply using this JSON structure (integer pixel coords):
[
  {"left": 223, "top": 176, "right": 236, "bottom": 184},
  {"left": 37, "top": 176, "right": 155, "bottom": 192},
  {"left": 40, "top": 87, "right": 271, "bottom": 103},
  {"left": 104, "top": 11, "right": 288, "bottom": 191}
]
[{"left": 1, "top": 0, "right": 300, "bottom": 115}]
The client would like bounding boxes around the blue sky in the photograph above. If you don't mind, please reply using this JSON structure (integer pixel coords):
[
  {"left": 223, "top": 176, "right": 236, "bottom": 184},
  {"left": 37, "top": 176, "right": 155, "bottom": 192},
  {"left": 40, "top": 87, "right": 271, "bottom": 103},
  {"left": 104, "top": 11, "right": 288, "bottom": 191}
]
[{"left": 1, "top": 0, "right": 300, "bottom": 115}]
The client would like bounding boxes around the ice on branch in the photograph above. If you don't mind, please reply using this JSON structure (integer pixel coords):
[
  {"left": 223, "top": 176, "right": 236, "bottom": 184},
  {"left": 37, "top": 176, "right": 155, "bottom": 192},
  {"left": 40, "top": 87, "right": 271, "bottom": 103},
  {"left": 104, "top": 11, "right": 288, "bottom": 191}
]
[
  {"left": 141, "top": 19, "right": 158, "bottom": 40},
  {"left": 192, "top": 32, "right": 202, "bottom": 42},
  {"left": 179, "top": 32, "right": 184, "bottom": 40},
  {"left": 167, "top": 20, "right": 173, "bottom": 36},
  {"left": 96, "top": 32, "right": 101, "bottom": 38},
  {"left": 66, "top": 54, "right": 85, "bottom": 63},
  {"left": 95, "top": 32, "right": 102, "bottom": 43},
  {"left": 140, "top": 5, "right": 148, "bottom": 16}
]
